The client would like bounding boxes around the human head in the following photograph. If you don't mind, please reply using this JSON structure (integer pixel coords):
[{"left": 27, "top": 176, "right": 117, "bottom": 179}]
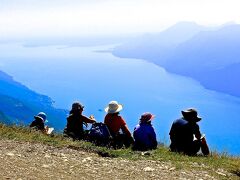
[
  {"left": 71, "top": 101, "right": 84, "bottom": 111},
  {"left": 104, "top": 101, "right": 123, "bottom": 114},
  {"left": 34, "top": 112, "right": 47, "bottom": 122},
  {"left": 181, "top": 108, "right": 201, "bottom": 122},
  {"left": 139, "top": 112, "right": 155, "bottom": 123}
]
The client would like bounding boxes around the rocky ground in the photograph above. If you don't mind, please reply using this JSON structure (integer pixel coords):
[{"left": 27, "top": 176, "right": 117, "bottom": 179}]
[{"left": 0, "top": 139, "right": 235, "bottom": 180}]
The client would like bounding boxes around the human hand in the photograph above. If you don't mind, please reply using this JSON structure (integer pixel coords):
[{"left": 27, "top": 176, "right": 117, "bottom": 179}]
[{"left": 89, "top": 115, "right": 95, "bottom": 120}]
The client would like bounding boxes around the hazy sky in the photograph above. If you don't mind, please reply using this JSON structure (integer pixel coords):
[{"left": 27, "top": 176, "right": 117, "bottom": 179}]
[{"left": 0, "top": 0, "right": 240, "bottom": 38}]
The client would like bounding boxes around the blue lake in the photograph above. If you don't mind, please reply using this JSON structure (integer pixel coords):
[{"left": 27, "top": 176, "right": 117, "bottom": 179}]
[{"left": 0, "top": 43, "right": 239, "bottom": 155}]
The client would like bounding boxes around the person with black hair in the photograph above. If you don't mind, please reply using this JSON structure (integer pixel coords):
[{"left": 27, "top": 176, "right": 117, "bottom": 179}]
[{"left": 64, "top": 101, "right": 96, "bottom": 140}]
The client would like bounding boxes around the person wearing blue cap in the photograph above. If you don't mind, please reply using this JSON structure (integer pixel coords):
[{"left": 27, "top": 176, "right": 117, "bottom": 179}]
[{"left": 30, "top": 112, "right": 48, "bottom": 133}]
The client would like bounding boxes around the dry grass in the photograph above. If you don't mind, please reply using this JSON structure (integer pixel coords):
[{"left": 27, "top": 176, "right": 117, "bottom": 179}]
[{"left": 0, "top": 123, "right": 239, "bottom": 179}]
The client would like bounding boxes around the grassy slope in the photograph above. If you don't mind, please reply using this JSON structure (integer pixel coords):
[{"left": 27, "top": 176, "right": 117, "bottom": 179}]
[{"left": 0, "top": 123, "right": 239, "bottom": 179}]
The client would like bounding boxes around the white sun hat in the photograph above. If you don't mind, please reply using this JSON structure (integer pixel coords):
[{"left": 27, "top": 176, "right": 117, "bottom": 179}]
[{"left": 104, "top": 101, "right": 123, "bottom": 114}]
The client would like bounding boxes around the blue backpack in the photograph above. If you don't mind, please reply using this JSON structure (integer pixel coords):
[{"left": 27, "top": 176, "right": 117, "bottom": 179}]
[{"left": 88, "top": 122, "right": 112, "bottom": 146}]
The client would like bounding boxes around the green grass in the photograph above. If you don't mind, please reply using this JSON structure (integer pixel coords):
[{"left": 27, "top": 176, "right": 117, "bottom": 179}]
[{"left": 0, "top": 123, "right": 239, "bottom": 179}]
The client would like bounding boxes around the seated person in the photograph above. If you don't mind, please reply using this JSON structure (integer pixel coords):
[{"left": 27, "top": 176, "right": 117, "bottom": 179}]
[
  {"left": 30, "top": 112, "right": 48, "bottom": 133},
  {"left": 169, "top": 108, "right": 209, "bottom": 156},
  {"left": 64, "top": 101, "right": 96, "bottom": 140},
  {"left": 104, "top": 101, "right": 133, "bottom": 148},
  {"left": 133, "top": 112, "right": 157, "bottom": 151}
]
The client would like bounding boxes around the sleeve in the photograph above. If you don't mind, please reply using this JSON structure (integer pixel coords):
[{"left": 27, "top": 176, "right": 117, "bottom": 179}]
[
  {"left": 81, "top": 115, "right": 95, "bottom": 124},
  {"left": 149, "top": 126, "right": 157, "bottom": 148},
  {"left": 119, "top": 116, "right": 126, "bottom": 126},
  {"left": 39, "top": 122, "right": 45, "bottom": 130},
  {"left": 120, "top": 117, "right": 131, "bottom": 137},
  {"left": 104, "top": 115, "right": 108, "bottom": 124},
  {"left": 29, "top": 120, "right": 36, "bottom": 127},
  {"left": 169, "top": 123, "right": 175, "bottom": 137},
  {"left": 194, "top": 124, "right": 201, "bottom": 140}
]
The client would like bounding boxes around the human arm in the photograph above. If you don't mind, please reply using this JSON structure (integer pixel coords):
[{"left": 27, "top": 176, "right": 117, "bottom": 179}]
[
  {"left": 193, "top": 124, "right": 201, "bottom": 140},
  {"left": 169, "top": 123, "right": 176, "bottom": 142},
  {"left": 121, "top": 124, "right": 132, "bottom": 138},
  {"left": 148, "top": 126, "right": 157, "bottom": 149},
  {"left": 29, "top": 120, "right": 36, "bottom": 127},
  {"left": 82, "top": 115, "right": 96, "bottom": 124},
  {"left": 192, "top": 124, "right": 209, "bottom": 154}
]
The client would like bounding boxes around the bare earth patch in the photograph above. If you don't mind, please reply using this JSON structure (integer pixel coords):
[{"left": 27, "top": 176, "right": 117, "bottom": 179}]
[{"left": 0, "top": 139, "right": 232, "bottom": 179}]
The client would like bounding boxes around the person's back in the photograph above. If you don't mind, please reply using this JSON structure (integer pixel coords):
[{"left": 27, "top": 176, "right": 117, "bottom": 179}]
[
  {"left": 64, "top": 102, "right": 96, "bottom": 140},
  {"left": 65, "top": 112, "right": 84, "bottom": 137},
  {"left": 169, "top": 118, "right": 200, "bottom": 152},
  {"left": 169, "top": 108, "right": 209, "bottom": 155},
  {"left": 104, "top": 101, "right": 133, "bottom": 148},
  {"left": 133, "top": 113, "right": 157, "bottom": 151},
  {"left": 104, "top": 113, "right": 127, "bottom": 136},
  {"left": 30, "top": 112, "right": 47, "bottom": 132}
]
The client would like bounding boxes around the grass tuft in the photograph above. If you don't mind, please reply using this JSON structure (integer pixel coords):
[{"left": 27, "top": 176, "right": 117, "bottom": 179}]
[{"left": 0, "top": 123, "right": 239, "bottom": 179}]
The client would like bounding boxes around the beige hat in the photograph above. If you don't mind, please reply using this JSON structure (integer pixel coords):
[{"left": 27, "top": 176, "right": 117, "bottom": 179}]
[{"left": 105, "top": 101, "right": 123, "bottom": 114}]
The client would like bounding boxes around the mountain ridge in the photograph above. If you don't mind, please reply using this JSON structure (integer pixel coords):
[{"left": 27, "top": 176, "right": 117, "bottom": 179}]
[
  {"left": 0, "top": 70, "right": 67, "bottom": 130},
  {"left": 112, "top": 22, "right": 240, "bottom": 97}
]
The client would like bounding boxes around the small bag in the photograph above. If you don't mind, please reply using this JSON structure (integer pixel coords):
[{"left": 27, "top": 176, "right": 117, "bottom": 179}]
[{"left": 88, "top": 122, "right": 112, "bottom": 146}]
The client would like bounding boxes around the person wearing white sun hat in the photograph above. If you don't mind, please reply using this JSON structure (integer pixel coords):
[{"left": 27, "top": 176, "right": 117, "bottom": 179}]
[{"left": 104, "top": 101, "right": 133, "bottom": 148}]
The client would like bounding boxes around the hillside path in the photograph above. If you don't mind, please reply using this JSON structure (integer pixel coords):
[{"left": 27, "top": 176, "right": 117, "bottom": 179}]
[{"left": 0, "top": 139, "right": 229, "bottom": 179}]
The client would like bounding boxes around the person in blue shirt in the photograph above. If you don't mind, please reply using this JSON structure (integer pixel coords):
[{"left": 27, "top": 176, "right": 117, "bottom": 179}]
[
  {"left": 133, "top": 112, "right": 157, "bottom": 151},
  {"left": 169, "top": 108, "right": 209, "bottom": 155}
]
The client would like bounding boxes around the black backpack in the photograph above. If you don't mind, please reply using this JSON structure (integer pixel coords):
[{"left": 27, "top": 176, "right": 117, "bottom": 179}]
[{"left": 88, "top": 122, "right": 112, "bottom": 146}]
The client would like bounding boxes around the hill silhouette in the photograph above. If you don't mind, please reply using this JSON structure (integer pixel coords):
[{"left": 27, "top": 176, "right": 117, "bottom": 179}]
[
  {"left": 112, "top": 22, "right": 240, "bottom": 97},
  {"left": 0, "top": 70, "right": 67, "bottom": 130}
]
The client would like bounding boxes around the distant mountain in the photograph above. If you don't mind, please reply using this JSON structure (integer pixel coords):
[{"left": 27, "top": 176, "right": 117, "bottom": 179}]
[
  {"left": 193, "top": 62, "right": 240, "bottom": 97},
  {"left": 113, "top": 22, "right": 208, "bottom": 63},
  {"left": 0, "top": 70, "right": 67, "bottom": 130},
  {"left": 112, "top": 22, "right": 240, "bottom": 97}
]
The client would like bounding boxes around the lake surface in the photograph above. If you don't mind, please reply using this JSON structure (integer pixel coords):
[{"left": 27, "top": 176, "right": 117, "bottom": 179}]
[{"left": 0, "top": 43, "right": 239, "bottom": 155}]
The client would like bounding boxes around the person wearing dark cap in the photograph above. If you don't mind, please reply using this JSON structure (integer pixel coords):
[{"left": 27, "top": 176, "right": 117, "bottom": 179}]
[
  {"left": 133, "top": 112, "right": 157, "bottom": 151},
  {"left": 30, "top": 112, "right": 48, "bottom": 133},
  {"left": 64, "top": 101, "right": 96, "bottom": 140},
  {"left": 169, "top": 108, "right": 209, "bottom": 155}
]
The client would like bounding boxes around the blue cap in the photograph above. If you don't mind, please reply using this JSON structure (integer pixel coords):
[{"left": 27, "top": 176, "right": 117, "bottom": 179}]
[{"left": 35, "top": 112, "right": 47, "bottom": 122}]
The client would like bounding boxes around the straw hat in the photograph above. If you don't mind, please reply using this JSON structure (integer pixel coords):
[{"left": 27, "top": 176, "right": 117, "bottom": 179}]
[{"left": 105, "top": 101, "right": 123, "bottom": 114}]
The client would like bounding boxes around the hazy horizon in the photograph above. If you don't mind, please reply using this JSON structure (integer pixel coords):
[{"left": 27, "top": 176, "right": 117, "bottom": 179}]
[{"left": 1, "top": 0, "right": 240, "bottom": 39}]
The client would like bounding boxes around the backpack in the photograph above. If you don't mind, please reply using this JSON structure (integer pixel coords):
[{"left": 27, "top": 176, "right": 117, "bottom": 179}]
[{"left": 88, "top": 122, "right": 112, "bottom": 146}]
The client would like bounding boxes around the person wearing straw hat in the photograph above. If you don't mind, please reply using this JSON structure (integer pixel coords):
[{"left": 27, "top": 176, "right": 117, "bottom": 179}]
[
  {"left": 133, "top": 112, "right": 157, "bottom": 151},
  {"left": 169, "top": 108, "right": 209, "bottom": 155},
  {"left": 64, "top": 101, "right": 96, "bottom": 140},
  {"left": 104, "top": 101, "right": 133, "bottom": 148}
]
